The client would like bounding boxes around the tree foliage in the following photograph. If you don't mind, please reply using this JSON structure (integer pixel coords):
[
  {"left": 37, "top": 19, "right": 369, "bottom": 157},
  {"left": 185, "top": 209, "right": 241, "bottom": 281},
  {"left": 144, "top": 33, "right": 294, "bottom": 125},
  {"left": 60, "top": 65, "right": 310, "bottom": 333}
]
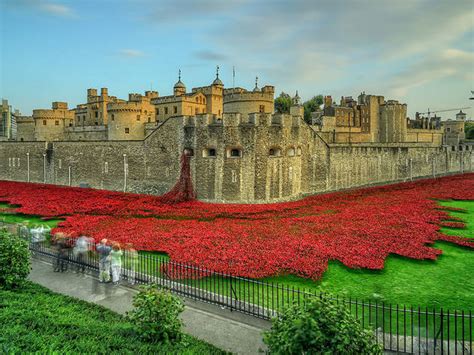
[
  {"left": 303, "top": 95, "right": 323, "bottom": 123},
  {"left": 274, "top": 92, "right": 292, "bottom": 114},
  {"left": 264, "top": 295, "right": 382, "bottom": 355},
  {"left": 127, "top": 284, "right": 185, "bottom": 344},
  {"left": 465, "top": 122, "right": 474, "bottom": 140},
  {"left": 0, "top": 230, "right": 31, "bottom": 289}
]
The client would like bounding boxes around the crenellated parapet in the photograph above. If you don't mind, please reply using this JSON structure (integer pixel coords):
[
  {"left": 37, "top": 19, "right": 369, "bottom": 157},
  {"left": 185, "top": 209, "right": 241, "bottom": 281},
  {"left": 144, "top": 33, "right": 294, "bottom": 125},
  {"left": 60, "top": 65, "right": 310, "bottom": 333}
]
[{"left": 223, "top": 85, "right": 275, "bottom": 116}]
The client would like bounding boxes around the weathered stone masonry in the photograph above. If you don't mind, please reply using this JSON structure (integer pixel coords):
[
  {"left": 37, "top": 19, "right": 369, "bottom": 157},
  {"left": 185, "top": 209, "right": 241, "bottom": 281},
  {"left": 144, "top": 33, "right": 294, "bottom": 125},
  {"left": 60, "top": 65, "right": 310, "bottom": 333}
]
[{"left": 1, "top": 113, "right": 473, "bottom": 203}]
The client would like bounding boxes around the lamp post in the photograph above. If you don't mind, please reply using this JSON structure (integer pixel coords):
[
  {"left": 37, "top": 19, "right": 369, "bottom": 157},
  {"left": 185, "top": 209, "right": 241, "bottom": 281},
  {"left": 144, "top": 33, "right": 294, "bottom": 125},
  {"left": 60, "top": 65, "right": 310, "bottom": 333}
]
[
  {"left": 42, "top": 153, "right": 46, "bottom": 183},
  {"left": 123, "top": 153, "right": 128, "bottom": 192},
  {"left": 26, "top": 152, "right": 30, "bottom": 182}
]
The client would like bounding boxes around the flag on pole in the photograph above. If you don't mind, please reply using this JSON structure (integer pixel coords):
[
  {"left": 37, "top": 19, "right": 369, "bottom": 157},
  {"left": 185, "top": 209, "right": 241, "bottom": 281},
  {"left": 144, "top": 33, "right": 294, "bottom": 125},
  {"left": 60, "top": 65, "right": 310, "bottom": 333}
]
[{"left": 232, "top": 66, "right": 235, "bottom": 89}]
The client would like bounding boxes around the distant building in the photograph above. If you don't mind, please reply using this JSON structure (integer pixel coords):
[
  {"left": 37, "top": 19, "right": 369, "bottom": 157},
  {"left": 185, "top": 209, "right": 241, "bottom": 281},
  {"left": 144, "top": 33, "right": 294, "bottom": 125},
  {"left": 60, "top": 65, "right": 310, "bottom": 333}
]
[{"left": 1, "top": 99, "right": 18, "bottom": 141}]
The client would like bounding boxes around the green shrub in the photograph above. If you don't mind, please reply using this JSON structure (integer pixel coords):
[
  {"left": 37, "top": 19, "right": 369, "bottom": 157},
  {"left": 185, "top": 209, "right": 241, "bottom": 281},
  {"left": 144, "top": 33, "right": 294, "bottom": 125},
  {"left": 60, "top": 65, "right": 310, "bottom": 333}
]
[
  {"left": 264, "top": 295, "right": 382, "bottom": 354},
  {"left": 127, "top": 284, "right": 185, "bottom": 344},
  {"left": 0, "top": 230, "right": 31, "bottom": 289}
]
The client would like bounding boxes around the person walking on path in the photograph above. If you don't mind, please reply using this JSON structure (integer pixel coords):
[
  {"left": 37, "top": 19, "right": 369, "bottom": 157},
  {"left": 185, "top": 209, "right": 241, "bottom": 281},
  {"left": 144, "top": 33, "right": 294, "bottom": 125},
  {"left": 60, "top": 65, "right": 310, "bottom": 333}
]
[
  {"left": 96, "top": 239, "right": 112, "bottom": 283},
  {"left": 53, "top": 232, "right": 70, "bottom": 272},
  {"left": 110, "top": 243, "right": 123, "bottom": 285},
  {"left": 30, "top": 224, "right": 50, "bottom": 255},
  {"left": 125, "top": 243, "right": 138, "bottom": 285},
  {"left": 73, "top": 235, "right": 92, "bottom": 273}
]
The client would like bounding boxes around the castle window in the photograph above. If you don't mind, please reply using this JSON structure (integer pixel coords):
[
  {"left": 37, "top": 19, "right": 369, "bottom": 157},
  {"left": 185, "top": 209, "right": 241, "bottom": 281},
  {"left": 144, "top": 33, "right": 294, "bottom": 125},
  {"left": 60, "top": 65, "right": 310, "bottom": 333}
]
[
  {"left": 227, "top": 148, "right": 242, "bottom": 158},
  {"left": 157, "top": 108, "right": 160, "bottom": 115},
  {"left": 55, "top": 120, "right": 59, "bottom": 125},
  {"left": 297, "top": 147, "right": 302, "bottom": 155},
  {"left": 203, "top": 98, "right": 206, "bottom": 104},
  {"left": 104, "top": 162, "right": 109, "bottom": 174},
  {"left": 43, "top": 120, "right": 47, "bottom": 125},
  {"left": 196, "top": 97, "right": 199, "bottom": 103},
  {"left": 259, "top": 105, "right": 265, "bottom": 113},
  {"left": 111, "top": 114, "right": 115, "bottom": 121},
  {"left": 125, "top": 128, "right": 130, "bottom": 134},
  {"left": 137, "top": 114, "right": 141, "bottom": 121},
  {"left": 95, "top": 111, "right": 98, "bottom": 118},
  {"left": 184, "top": 148, "right": 194, "bottom": 156},
  {"left": 287, "top": 147, "right": 295, "bottom": 157},
  {"left": 174, "top": 106, "right": 178, "bottom": 114},
  {"left": 195, "top": 108, "right": 199, "bottom": 114},
  {"left": 447, "top": 127, "right": 451, "bottom": 132},
  {"left": 269, "top": 148, "right": 281, "bottom": 157},
  {"left": 165, "top": 107, "right": 168, "bottom": 114},
  {"left": 203, "top": 148, "right": 217, "bottom": 157},
  {"left": 148, "top": 117, "right": 151, "bottom": 123}
]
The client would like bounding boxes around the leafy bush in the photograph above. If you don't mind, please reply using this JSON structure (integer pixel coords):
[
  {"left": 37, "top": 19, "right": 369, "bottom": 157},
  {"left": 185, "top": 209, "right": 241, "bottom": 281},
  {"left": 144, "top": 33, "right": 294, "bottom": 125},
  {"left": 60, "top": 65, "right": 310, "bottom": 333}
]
[
  {"left": 127, "top": 284, "right": 185, "bottom": 344},
  {"left": 264, "top": 295, "right": 382, "bottom": 354},
  {"left": 0, "top": 230, "right": 31, "bottom": 289}
]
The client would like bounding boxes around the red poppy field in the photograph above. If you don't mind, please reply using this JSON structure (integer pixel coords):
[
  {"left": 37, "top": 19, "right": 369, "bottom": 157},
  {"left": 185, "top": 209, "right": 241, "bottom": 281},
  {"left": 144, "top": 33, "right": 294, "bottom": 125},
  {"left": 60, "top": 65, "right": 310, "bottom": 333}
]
[{"left": 1, "top": 174, "right": 473, "bottom": 280}]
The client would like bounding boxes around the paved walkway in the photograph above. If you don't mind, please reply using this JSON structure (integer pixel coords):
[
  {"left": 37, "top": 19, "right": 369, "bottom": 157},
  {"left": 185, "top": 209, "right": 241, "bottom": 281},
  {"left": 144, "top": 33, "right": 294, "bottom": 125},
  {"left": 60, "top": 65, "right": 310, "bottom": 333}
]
[{"left": 29, "top": 258, "right": 270, "bottom": 354}]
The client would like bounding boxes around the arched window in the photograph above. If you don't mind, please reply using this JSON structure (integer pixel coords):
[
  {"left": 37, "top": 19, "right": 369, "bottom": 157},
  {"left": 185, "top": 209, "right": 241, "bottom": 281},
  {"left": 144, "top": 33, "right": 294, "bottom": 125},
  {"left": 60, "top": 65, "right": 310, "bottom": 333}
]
[{"left": 296, "top": 147, "right": 302, "bottom": 155}]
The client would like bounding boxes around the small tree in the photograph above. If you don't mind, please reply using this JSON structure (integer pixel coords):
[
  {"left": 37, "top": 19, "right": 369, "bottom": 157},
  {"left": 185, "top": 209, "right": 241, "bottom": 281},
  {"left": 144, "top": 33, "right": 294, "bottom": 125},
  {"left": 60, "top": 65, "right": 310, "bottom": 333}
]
[
  {"left": 274, "top": 92, "right": 292, "bottom": 114},
  {"left": 127, "top": 284, "right": 185, "bottom": 344},
  {"left": 0, "top": 230, "right": 31, "bottom": 289},
  {"left": 303, "top": 95, "right": 323, "bottom": 123},
  {"left": 264, "top": 294, "right": 382, "bottom": 354}
]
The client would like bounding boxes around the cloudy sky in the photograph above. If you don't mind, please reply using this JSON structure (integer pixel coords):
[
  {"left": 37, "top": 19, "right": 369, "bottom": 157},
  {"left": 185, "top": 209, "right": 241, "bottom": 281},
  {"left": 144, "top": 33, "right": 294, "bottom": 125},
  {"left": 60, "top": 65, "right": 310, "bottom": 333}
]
[{"left": 1, "top": 0, "right": 473, "bottom": 118}]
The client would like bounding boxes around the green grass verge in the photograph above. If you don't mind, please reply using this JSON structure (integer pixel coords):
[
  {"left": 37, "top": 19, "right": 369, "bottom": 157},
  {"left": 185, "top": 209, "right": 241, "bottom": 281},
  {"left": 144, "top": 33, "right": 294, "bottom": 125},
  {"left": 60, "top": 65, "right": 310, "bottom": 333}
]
[{"left": 0, "top": 281, "right": 224, "bottom": 354}]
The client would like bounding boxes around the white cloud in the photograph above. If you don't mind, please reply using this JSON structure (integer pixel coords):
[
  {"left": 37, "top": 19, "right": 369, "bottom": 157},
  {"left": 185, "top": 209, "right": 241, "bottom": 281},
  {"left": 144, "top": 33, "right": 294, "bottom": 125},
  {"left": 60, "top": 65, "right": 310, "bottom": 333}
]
[
  {"left": 5, "top": 0, "right": 75, "bottom": 18},
  {"left": 118, "top": 49, "right": 146, "bottom": 58},
  {"left": 388, "top": 49, "right": 474, "bottom": 97},
  {"left": 39, "top": 2, "right": 73, "bottom": 17}
]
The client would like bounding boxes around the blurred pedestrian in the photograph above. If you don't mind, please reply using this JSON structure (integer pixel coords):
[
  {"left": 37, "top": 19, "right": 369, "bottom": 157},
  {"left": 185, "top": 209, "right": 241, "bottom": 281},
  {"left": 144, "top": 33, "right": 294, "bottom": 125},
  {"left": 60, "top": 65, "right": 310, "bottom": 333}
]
[
  {"left": 96, "top": 239, "right": 112, "bottom": 283},
  {"left": 31, "top": 224, "right": 50, "bottom": 255},
  {"left": 53, "top": 232, "right": 69, "bottom": 272},
  {"left": 110, "top": 243, "right": 123, "bottom": 285},
  {"left": 19, "top": 221, "right": 30, "bottom": 241},
  {"left": 73, "top": 235, "right": 92, "bottom": 273}
]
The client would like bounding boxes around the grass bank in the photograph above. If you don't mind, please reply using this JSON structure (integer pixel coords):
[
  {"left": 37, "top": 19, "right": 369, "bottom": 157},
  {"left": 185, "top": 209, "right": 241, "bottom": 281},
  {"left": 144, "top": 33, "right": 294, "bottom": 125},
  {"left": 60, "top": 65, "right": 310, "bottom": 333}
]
[{"left": 0, "top": 281, "right": 224, "bottom": 354}]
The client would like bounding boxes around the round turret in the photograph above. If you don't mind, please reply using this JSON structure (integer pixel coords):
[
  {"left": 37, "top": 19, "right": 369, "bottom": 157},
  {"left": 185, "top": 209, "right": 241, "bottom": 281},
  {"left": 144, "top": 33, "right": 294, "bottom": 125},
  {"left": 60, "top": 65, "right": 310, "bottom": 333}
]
[
  {"left": 212, "top": 65, "right": 223, "bottom": 86},
  {"left": 174, "top": 69, "right": 186, "bottom": 96}
]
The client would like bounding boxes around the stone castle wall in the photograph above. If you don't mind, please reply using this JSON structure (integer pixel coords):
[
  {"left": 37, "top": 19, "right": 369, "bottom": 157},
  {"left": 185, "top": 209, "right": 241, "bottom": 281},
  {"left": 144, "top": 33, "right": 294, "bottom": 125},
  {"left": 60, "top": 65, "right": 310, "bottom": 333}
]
[{"left": 1, "top": 114, "right": 473, "bottom": 203}]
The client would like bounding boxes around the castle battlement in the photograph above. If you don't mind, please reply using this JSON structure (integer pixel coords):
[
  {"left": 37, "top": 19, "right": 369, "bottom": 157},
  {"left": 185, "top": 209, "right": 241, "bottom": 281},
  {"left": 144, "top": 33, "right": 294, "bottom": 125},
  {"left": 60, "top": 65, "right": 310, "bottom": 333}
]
[
  {"left": 182, "top": 112, "right": 303, "bottom": 129},
  {"left": 33, "top": 109, "right": 73, "bottom": 119},
  {"left": 107, "top": 101, "right": 144, "bottom": 112},
  {"left": 223, "top": 91, "right": 274, "bottom": 103}
]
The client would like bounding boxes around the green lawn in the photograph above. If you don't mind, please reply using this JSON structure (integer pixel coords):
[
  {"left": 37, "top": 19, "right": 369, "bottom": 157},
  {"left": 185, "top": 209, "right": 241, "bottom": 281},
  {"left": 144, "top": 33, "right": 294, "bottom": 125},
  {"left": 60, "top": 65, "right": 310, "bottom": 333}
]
[{"left": 0, "top": 281, "right": 224, "bottom": 354}]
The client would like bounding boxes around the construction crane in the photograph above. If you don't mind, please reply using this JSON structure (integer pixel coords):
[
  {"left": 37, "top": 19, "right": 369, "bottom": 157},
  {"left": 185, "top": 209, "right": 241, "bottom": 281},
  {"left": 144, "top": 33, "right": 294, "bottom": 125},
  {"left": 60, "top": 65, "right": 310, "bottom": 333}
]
[{"left": 416, "top": 107, "right": 471, "bottom": 117}]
